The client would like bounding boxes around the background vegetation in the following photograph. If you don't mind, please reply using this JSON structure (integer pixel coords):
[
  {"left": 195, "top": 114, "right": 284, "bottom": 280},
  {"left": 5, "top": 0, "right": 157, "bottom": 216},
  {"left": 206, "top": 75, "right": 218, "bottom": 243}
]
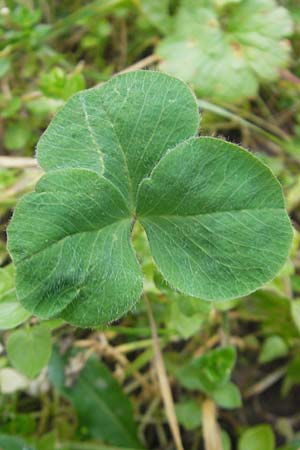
[{"left": 0, "top": 1, "right": 300, "bottom": 449}]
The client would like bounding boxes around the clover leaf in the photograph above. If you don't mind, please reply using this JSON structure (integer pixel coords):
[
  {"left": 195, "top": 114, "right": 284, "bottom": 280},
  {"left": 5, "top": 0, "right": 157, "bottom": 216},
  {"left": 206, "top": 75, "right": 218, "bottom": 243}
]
[
  {"left": 7, "top": 70, "right": 292, "bottom": 327},
  {"left": 157, "top": 0, "right": 293, "bottom": 102}
]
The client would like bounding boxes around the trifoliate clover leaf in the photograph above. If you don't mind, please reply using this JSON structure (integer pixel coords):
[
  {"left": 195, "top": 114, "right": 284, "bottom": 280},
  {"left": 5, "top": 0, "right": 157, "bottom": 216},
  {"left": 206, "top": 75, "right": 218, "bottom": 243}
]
[
  {"left": 157, "top": 0, "right": 293, "bottom": 102},
  {"left": 7, "top": 70, "right": 292, "bottom": 327}
]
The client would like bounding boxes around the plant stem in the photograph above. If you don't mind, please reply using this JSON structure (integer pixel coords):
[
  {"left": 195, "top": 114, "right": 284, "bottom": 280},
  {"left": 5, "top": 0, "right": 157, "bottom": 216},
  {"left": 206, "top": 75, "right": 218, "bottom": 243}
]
[
  {"left": 0, "top": 156, "right": 37, "bottom": 168},
  {"left": 198, "top": 99, "right": 285, "bottom": 146},
  {"left": 144, "top": 293, "right": 184, "bottom": 450},
  {"left": 244, "top": 366, "right": 286, "bottom": 399},
  {"left": 202, "top": 398, "right": 222, "bottom": 450}
]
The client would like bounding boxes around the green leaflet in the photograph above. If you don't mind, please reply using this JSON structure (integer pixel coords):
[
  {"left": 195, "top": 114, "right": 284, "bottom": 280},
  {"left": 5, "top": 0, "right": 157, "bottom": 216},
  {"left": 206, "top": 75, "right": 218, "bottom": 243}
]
[
  {"left": 157, "top": 0, "right": 293, "bottom": 102},
  {"left": 137, "top": 137, "right": 292, "bottom": 300},
  {"left": 8, "top": 169, "right": 142, "bottom": 326},
  {"left": 7, "top": 70, "right": 292, "bottom": 327}
]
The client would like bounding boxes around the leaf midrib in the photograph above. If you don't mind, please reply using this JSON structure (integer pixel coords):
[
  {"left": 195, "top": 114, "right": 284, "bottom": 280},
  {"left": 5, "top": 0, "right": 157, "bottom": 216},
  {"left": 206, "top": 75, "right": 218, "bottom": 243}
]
[
  {"left": 19, "top": 206, "right": 286, "bottom": 264},
  {"left": 16, "top": 217, "right": 131, "bottom": 265},
  {"left": 99, "top": 97, "right": 135, "bottom": 211},
  {"left": 138, "top": 206, "right": 285, "bottom": 220}
]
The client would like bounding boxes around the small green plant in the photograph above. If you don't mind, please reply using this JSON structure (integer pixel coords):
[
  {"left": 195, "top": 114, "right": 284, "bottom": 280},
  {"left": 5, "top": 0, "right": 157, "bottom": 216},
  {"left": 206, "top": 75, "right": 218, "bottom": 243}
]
[
  {"left": 7, "top": 70, "right": 292, "bottom": 327},
  {"left": 157, "top": 0, "right": 293, "bottom": 102},
  {"left": 177, "top": 346, "right": 242, "bottom": 409}
]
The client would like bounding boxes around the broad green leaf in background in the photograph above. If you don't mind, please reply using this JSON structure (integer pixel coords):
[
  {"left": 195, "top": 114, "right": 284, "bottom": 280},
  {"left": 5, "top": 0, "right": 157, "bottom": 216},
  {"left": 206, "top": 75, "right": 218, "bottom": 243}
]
[
  {"left": 0, "top": 265, "right": 30, "bottom": 330},
  {"left": 212, "top": 381, "right": 242, "bottom": 409},
  {"left": 7, "top": 325, "right": 52, "bottom": 378},
  {"left": 157, "top": 0, "right": 293, "bottom": 102},
  {"left": 4, "top": 121, "right": 32, "bottom": 151},
  {"left": 238, "top": 425, "right": 275, "bottom": 450},
  {"left": 49, "top": 353, "right": 142, "bottom": 449},
  {"left": 175, "top": 400, "right": 202, "bottom": 431},
  {"left": 176, "top": 346, "right": 236, "bottom": 394},
  {"left": 8, "top": 70, "right": 292, "bottom": 327},
  {"left": 258, "top": 335, "right": 288, "bottom": 363}
]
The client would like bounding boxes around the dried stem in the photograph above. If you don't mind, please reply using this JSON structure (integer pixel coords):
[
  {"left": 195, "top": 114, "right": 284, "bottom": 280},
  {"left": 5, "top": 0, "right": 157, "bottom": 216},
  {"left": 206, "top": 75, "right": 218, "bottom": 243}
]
[
  {"left": 144, "top": 293, "right": 184, "bottom": 450},
  {"left": 0, "top": 156, "right": 37, "bottom": 169},
  {"left": 280, "top": 69, "right": 300, "bottom": 84},
  {"left": 119, "top": 54, "right": 160, "bottom": 74},
  {"left": 244, "top": 367, "right": 286, "bottom": 399},
  {"left": 202, "top": 398, "right": 222, "bottom": 450}
]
